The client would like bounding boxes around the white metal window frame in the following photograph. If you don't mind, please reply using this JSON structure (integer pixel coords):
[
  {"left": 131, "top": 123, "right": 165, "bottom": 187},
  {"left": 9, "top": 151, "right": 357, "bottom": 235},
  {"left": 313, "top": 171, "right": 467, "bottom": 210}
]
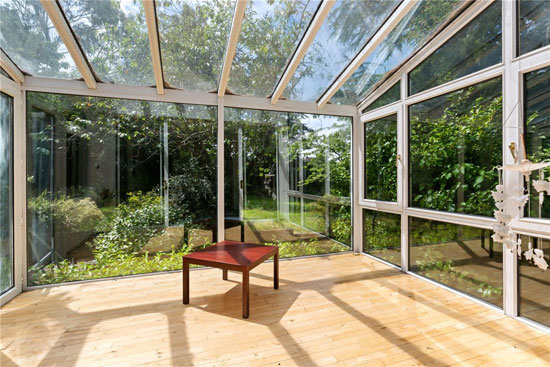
[
  {"left": 355, "top": 0, "right": 550, "bottom": 331},
  {"left": 0, "top": 74, "right": 24, "bottom": 305}
]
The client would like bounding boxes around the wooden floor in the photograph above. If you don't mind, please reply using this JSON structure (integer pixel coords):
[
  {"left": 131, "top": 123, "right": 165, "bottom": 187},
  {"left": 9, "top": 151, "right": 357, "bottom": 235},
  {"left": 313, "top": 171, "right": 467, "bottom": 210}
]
[{"left": 1, "top": 253, "right": 549, "bottom": 367}]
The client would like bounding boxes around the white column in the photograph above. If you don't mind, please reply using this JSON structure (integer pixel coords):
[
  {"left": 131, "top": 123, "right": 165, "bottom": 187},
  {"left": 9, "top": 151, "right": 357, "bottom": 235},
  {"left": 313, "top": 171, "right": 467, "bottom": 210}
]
[
  {"left": 217, "top": 98, "right": 225, "bottom": 242},
  {"left": 502, "top": 0, "right": 520, "bottom": 317}
]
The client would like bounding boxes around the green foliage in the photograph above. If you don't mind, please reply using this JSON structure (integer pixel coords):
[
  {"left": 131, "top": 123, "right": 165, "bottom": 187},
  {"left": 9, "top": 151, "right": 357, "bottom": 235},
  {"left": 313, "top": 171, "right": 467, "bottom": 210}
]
[
  {"left": 92, "top": 191, "right": 164, "bottom": 261},
  {"left": 364, "top": 116, "right": 397, "bottom": 201},
  {"left": 330, "top": 205, "right": 352, "bottom": 245},
  {"left": 28, "top": 192, "right": 105, "bottom": 233},
  {"left": 29, "top": 248, "right": 188, "bottom": 285},
  {"left": 410, "top": 79, "right": 502, "bottom": 217}
]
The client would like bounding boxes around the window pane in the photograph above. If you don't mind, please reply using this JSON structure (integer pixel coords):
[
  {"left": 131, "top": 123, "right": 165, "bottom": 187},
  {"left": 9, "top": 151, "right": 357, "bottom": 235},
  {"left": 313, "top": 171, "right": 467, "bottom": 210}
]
[
  {"left": 332, "top": 0, "right": 466, "bottom": 105},
  {"left": 364, "top": 114, "right": 397, "bottom": 202},
  {"left": 157, "top": 0, "right": 235, "bottom": 92},
  {"left": 524, "top": 66, "right": 550, "bottom": 219},
  {"left": 364, "top": 116, "right": 397, "bottom": 202},
  {"left": 0, "top": 0, "right": 79, "bottom": 79},
  {"left": 26, "top": 92, "right": 217, "bottom": 285},
  {"left": 410, "top": 217, "right": 503, "bottom": 308},
  {"left": 0, "top": 67, "right": 12, "bottom": 80},
  {"left": 518, "top": 235, "right": 550, "bottom": 327},
  {"left": 409, "top": 78, "right": 502, "bottom": 217},
  {"left": 283, "top": 0, "right": 400, "bottom": 101},
  {"left": 409, "top": 2, "right": 502, "bottom": 96},
  {"left": 228, "top": 0, "right": 320, "bottom": 97},
  {"left": 224, "top": 108, "right": 351, "bottom": 258},
  {"left": 363, "top": 209, "right": 401, "bottom": 266},
  {"left": 518, "top": 0, "right": 550, "bottom": 55},
  {"left": 0, "top": 92, "right": 13, "bottom": 294},
  {"left": 58, "top": 0, "right": 155, "bottom": 86},
  {"left": 362, "top": 82, "right": 400, "bottom": 114}
]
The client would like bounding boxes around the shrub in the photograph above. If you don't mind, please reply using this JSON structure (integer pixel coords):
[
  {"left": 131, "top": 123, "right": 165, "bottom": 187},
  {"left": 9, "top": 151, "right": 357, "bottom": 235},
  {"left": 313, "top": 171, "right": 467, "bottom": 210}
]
[
  {"left": 28, "top": 192, "right": 104, "bottom": 233},
  {"left": 92, "top": 191, "right": 164, "bottom": 261}
]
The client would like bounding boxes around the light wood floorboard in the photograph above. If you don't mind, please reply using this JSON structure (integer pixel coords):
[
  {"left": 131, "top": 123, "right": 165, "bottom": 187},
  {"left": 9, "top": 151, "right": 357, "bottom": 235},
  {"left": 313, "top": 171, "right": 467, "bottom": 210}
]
[{"left": 1, "top": 253, "right": 548, "bottom": 366}]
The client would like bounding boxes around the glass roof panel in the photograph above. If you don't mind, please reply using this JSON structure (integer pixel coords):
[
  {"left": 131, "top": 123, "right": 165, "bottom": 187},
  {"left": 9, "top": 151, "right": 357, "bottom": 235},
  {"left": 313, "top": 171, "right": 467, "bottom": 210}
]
[
  {"left": 157, "top": 0, "right": 235, "bottom": 92},
  {"left": 0, "top": 0, "right": 79, "bottom": 79},
  {"left": 331, "top": 0, "right": 466, "bottom": 105},
  {"left": 58, "top": 0, "right": 155, "bottom": 86},
  {"left": 227, "top": 0, "right": 320, "bottom": 97},
  {"left": 282, "top": 0, "right": 401, "bottom": 102}
]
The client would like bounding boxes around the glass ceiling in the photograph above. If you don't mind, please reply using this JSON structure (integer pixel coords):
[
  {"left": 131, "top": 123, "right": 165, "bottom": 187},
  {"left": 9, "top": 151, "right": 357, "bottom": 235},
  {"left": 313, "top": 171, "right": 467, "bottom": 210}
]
[
  {"left": 282, "top": 0, "right": 400, "bottom": 102},
  {"left": 227, "top": 0, "right": 320, "bottom": 97},
  {"left": 58, "top": 0, "right": 155, "bottom": 86},
  {"left": 0, "top": 0, "right": 78, "bottom": 79},
  {"left": 0, "top": 0, "right": 471, "bottom": 106},
  {"left": 157, "top": 0, "right": 235, "bottom": 92},
  {"left": 331, "top": 0, "right": 466, "bottom": 105}
]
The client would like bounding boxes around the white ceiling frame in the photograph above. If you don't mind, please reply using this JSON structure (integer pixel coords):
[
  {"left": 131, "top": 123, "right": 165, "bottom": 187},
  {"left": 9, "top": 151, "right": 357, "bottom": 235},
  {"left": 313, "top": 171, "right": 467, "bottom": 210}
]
[
  {"left": 218, "top": 0, "right": 247, "bottom": 97},
  {"left": 143, "top": 0, "right": 165, "bottom": 95},
  {"left": 270, "top": 0, "right": 335, "bottom": 105},
  {"left": 40, "top": 0, "right": 96, "bottom": 89},
  {"left": 0, "top": 49, "right": 25, "bottom": 83},
  {"left": 317, "top": 0, "right": 419, "bottom": 108},
  {"left": 23, "top": 76, "right": 357, "bottom": 117}
]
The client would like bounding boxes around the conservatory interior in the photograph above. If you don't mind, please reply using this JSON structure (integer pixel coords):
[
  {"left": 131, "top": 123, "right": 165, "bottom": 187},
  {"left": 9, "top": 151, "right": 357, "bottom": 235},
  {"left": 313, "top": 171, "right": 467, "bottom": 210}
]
[{"left": 0, "top": 0, "right": 549, "bottom": 366}]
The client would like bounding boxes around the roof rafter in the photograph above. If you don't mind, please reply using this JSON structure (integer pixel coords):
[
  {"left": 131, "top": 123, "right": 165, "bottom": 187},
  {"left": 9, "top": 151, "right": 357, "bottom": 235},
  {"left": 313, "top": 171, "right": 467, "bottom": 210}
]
[
  {"left": 40, "top": 0, "right": 96, "bottom": 89},
  {"left": 143, "top": 0, "right": 165, "bottom": 95},
  {"left": 0, "top": 48, "right": 25, "bottom": 83},
  {"left": 218, "top": 0, "right": 247, "bottom": 97},
  {"left": 270, "top": 0, "right": 335, "bottom": 105},
  {"left": 317, "top": 0, "right": 419, "bottom": 108}
]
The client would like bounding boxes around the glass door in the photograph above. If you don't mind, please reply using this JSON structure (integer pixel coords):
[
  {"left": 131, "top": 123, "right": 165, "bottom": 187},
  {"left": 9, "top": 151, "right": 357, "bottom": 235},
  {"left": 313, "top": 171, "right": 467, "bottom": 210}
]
[
  {"left": 1, "top": 72, "right": 21, "bottom": 304},
  {"left": 0, "top": 92, "right": 14, "bottom": 296}
]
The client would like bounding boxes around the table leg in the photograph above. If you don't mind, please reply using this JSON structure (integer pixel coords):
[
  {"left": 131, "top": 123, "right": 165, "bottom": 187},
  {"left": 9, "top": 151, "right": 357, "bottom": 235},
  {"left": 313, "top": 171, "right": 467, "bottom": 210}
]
[
  {"left": 274, "top": 250, "right": 279, "bottom": 290},
  {"left": 222, "top": 268, "right": 228, "bottom": 280},
  {"left": 242, "top": 268, "right": 249, "bottom": 319},
  {"left": 183, "top": 260, "right": 189, "bottom": 304}
]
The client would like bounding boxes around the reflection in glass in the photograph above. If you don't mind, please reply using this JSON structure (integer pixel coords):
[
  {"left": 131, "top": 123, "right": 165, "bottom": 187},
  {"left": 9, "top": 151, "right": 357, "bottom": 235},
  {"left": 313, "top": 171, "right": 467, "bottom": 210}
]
[
  {"left": 157, "top": 0, "right": 234, "bottom": 92},
  {"left": 58, "top": 0, "right": 155, "bottom": 86},
  {"left": 332, "top": 0, "right": 466, "bottom": 105},
  {"left": 409, "top": 2, "right": 502, "bottom": 95},
  {"left": 410, "top": 217, "right": 503, "bottom": 308},
  {"left": 362, "top": 82, "right": 400, "bottom": 114},
  {"left": 0, "top": 92, "right": 13, "bottom": 294},
  {"left": 363, "top": 209, "right": 400, "bottom": 266},
  {"left": 224, "top": 108, "right": 351, "bottom": 257},
  {"left": 409, "top": 78, "right": 502, "bottom": 217},
  {"left": 364, "top": 115, "right": 397, "bottom": 202},
  {"left": 518, "top": 0, "right": 550, "bottom": 55},
  {"left": 524, "top": 66, "right": 550, "bottom": 219},
  {"left": 283, "top": 0, "right": 400, "bottom": 101},
  {"left": 26, "top": 92, "right": 217, "bottom": 285},
  {"left": 518, "top": 235, "right": 550, "bottom": 327},
  {"left": 228, "top": 0, "right": 320, "bottom": 97},
  {"left": 0, "top": 0, "right": 78, "bottom": 78}
]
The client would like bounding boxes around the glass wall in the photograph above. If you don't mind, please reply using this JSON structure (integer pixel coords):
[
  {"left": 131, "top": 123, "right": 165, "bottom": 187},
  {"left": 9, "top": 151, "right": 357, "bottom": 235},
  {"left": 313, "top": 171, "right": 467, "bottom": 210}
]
[
  {"left": 518, "top": 235, "right": 550, "bottom": 327},
  {"left": 409, "top": 78, "right": 502, "bottom": 217},
  {"left": 364, "top": 114, "right": 397, "bottom": 202},
  {"left": 524, "top": 66, "right": 550, "bottom": 219},
  {"left": 517, "top": 0, "right": 550, "bottom": 55},
  {"left": 363, "top": 209, "right": 400, "bottom": 266},
  {"left": 224, "top": 108, "right": 351, "bottom": 258},
  {"left": 409, "top": 217, "right": 503, "bottom": 307},
  {"left": 1, "top": 92, "right": 13, "bottom": 294},
  {"left": 362, "top": 82, "right": 400, "bottom": 114},
  {"left": 26, "top": 92, "right": 217, "bottom": 285},
  {"left": 409, "top": 2, "right": 502, "bottom": 95}
]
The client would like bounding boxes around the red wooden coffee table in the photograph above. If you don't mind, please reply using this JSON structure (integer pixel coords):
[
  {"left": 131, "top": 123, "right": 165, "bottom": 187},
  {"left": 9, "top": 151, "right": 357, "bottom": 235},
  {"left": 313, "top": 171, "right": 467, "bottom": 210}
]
[{"left": 182, "top": 241, "right": 279, "bottom": 318}]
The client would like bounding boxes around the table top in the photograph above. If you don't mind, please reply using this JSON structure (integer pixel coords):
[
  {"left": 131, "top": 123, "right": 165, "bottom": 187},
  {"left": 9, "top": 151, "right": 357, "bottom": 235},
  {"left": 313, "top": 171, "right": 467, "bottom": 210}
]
[{"left": 183, "top": 241, "right": 278, "bottom": 268}]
